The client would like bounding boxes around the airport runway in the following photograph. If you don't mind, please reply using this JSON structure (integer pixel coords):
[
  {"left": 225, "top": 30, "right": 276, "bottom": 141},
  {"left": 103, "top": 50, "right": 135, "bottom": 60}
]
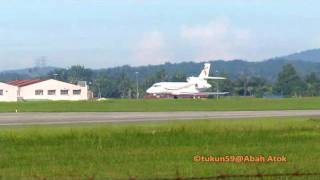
[{"left": 0, "top": 110, "right": 320, "bottom": 126}]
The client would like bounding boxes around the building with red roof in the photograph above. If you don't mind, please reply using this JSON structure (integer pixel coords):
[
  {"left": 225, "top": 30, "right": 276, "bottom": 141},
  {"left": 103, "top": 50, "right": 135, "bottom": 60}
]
[
  {"left": 0, "top": 79, "right": 92, "bottom": 101},
  {"left": 7, "top": 79, "right": 45, "bottom": 87}
]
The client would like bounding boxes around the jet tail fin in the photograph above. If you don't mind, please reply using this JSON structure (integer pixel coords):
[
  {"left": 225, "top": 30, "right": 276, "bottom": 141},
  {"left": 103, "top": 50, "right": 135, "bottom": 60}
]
[
  {"left": 199, "top": 63, "right": 226, "bottom": 80},
  {"left": 199, "top": 63, "right": 211, "bottom": 78}
]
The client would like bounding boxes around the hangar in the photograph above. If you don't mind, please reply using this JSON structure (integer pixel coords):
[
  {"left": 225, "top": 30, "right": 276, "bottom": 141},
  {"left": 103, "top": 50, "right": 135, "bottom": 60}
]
[{"left": 0, "top": 79, "right": 92, "bottom": 102}]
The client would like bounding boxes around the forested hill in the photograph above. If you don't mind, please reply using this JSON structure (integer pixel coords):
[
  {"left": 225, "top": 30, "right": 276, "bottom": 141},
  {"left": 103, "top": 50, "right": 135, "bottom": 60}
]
[
  {"left": 0, "top": 66, "right": 56, "bottom": 82},
  {"left": 281, "top": 49, "right": 320, "bottom": 62},
  {"left": 1, "top": 48, "right": 320, "bottom": 82},
  {"left": 2, "top": 49, "right": 320, "bottom": 98},
  {"left": 2, "top": 48, "right": 320, "bottom": 82},
  {"left": 1, "top": 59, "right": 320, "bottom": 82},
  {"left": 100, "top": 59, "right": 320, "bottom": 82}
]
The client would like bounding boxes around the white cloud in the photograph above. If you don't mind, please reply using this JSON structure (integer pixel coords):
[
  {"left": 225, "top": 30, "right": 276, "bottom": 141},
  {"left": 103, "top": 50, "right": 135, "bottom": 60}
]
[
  {"left": 132, "top": 31, "right": 173, "bottom": 65},
  {"left": 180, "top": 18, "right": 253, "bottom": 61},
  {"left": 131, "top": 18, "right": 256, "bottom": 66}
]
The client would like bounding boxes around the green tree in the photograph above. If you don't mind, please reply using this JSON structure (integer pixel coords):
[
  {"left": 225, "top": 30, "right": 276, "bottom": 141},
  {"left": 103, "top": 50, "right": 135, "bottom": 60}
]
[
  {"left": 91, "top": 74, "right": 111, "bottom": 98},
  {"left": 232, "top": 76, "right": 270, "bottom": 97},
  {"left": 117, "top": 72, "right": 132, "bottom": 98},
  {"left": 233, "top": 75, "right": 249, "bottom": 96},
  {"left": 305, "top": 72, "right": 320, "bottom": 96},
  {"left": 155, "top": 68, "right": 168, "bottom": 82},
  {"left": 248, "top": 77, "right": 271, "bottom": 97},
  {"left": 274, "top": 64, "right": 306, "bottom": 97},
  {"left": 170, "top": 71, "right": 187, "bottom": 82},
  {"left": 67, "top": 65, "right": 93, "bottom": 84}
]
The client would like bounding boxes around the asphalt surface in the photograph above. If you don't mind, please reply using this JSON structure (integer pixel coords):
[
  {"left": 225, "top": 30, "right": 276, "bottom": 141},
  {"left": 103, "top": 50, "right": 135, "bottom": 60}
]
[{"left": 0, "top": 110, "right": 320, "bottom": 126}]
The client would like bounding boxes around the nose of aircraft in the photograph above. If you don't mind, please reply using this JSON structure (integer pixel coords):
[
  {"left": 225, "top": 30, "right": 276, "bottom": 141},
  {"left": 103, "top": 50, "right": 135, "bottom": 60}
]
[{"left": 146, "top": 87, "right": 153, "bottom": 94}]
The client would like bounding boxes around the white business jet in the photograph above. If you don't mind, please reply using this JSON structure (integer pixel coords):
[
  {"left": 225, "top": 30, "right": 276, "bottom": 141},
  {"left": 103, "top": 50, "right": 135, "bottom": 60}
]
[{"left": 146, "top": 63, "right": 228, "bottom": 98}]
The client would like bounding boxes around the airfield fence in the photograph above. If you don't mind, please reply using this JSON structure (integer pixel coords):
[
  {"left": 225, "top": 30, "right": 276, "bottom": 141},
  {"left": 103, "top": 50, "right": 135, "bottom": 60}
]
[
  {"left": 81, "top": 172, "right": 320, "bottom": 180},
  {"left": 28, "top": 171, "right": 320, "bottom": 180}
]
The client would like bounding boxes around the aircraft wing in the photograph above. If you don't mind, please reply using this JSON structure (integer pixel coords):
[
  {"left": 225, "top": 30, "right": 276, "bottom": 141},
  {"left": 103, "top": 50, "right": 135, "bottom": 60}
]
[
  {"left": 172, "top": 92, "right": 229, "bottom": 96},
  {"left": 204, "top": 77, "right": 226, "bottom": 80},
  {"left": 201, "top": 92, "right": 229, "bottom": 95}
]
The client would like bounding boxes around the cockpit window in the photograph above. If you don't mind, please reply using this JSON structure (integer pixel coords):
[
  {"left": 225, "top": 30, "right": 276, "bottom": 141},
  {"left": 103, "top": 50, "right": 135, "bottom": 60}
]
[{"left": 153, "top": 84, "right": 161, "bottom": 87}]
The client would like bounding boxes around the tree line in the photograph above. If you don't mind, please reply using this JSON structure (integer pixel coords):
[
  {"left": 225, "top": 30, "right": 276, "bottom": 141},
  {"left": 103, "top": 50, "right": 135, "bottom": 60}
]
[{"left": 47, "top": 63, "right": 320, "bottom": 98}]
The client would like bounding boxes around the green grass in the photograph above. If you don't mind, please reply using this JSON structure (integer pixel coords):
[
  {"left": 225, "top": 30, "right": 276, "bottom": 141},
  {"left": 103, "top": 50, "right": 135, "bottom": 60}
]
[
  {"left": 0, "top": 117, "right": 319, "bottom": 179},
  {"left": 2, "top": 97, "right": 320, "bottom": 112}
]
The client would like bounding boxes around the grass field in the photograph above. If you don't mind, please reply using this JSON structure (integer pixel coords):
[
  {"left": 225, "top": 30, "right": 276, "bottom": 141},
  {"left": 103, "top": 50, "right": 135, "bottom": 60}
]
[
  {"left": 0, "top": 117, "right": 319, "bottom": 179},
  {"left": 2, "top": 97, "right": 320, "bottom": 112}
]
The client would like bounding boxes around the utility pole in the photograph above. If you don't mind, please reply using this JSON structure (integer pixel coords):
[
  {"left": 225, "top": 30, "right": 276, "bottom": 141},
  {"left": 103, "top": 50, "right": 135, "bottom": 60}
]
[
  {"left": 94, "top": 80, "right": 102, "bottom": 99},
  {"left": 243, "top": 75, "right": 247, "bottom": 96},
  {"left": 215, "top": 70, "right": 219, "bottom": 100},
  {"left": 135, "top": 72, "right": 139, "bottom": 99},
  {"left": 216, "top": 81, "right": 219, "bottom": 100},
  {"left": 97, "top": 81, "right": 102, "bottom": 99},
  {"left": 35, "top": 56, "right": 47, "bottom": 68}
]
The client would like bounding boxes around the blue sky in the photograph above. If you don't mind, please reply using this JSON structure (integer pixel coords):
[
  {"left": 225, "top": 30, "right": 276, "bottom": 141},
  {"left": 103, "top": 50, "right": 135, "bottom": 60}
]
[{"left": 0, "top": 0, "right": 319, "bottom": 70}]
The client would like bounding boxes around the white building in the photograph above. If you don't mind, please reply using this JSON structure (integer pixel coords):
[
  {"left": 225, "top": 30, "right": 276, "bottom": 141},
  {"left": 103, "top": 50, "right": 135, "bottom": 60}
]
[
  {"left": 0, "top": 82, "right": 18, "bottom": 102},
  {"left": 0, "top": 79, "right": 92, "bottom": 102}
]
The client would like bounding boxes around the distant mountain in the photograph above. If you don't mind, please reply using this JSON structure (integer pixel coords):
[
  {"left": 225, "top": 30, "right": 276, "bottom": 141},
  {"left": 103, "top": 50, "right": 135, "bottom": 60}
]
[
  {"left": 281, "top": 49, "right": 320, "bottom": 62},
  {"left": 2, "top": 48, "right": 320, "bottom": 82},
  {"left": 99, "top": 59, "right": 320, "bottom": 83},
  {"left": 99, "top": 48, "right": 320, "bottom": 82},
  {"left": 2, "top": 60, "right": 320, "bottom": 83}
]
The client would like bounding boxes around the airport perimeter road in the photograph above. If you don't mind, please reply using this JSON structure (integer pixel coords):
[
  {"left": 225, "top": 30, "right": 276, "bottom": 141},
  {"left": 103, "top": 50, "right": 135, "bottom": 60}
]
[{"left": 1, "top": 110, "right": 320, "bottom": 126}]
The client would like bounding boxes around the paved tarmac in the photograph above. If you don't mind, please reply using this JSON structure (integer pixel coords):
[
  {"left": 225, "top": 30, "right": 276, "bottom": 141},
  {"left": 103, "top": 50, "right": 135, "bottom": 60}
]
[{"left": 0, "top": 110, "right": 320, "bottom": 126}]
